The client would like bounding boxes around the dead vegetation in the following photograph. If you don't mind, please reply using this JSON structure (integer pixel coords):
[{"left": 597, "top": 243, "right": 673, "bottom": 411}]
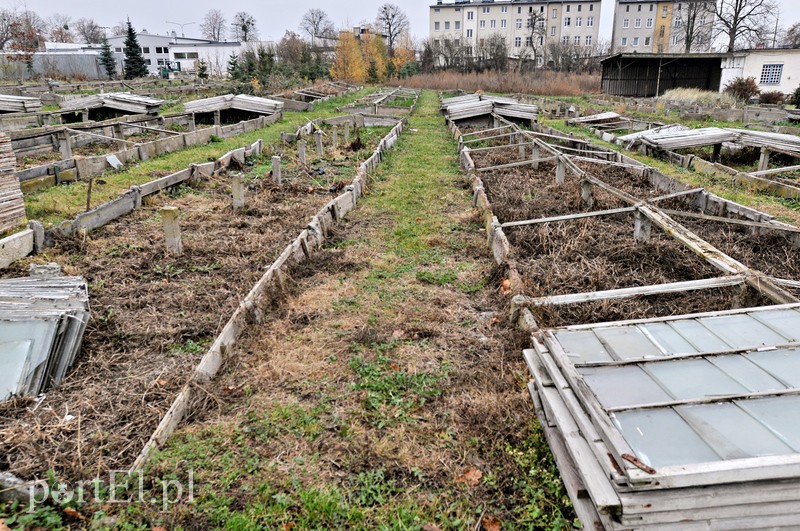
[
  {"left": 0, "top": 124, "right": 391, "bottom": 481},
  {"left": 404, "top": 70, "right": 600, "bottom": 97}
]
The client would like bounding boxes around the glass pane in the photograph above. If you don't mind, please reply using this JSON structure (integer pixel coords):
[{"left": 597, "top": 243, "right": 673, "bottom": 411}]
[
  {"left": 745, "top": 349, "right": 800, "bottom": 388},
  {"left": 641, "top": 322, "right": 699, "bottom": 355},
  {"left": 668, "top": 319, "right": 731, "bottom": 352},
  {"left": 614, "top": 408, "right": 721, "bottom": 468},
  {"left": 737, "top": 396, "right": 800, "bottom": 452},
  {"left": 709, "top": 355, "right": 786, "bottom": 393},
  {"left": 554, "top": 330, "right": 613, "bottom": 363},
  {"left": 645, "top": 359, "right": 747, "bottom": 401},
  {"left": 748, "top": 309, "right": 800, "bottom": 342},
  {"left": 594, "top": 327, "right": 664, "bottom": 360},
  {"left": 0, "top": 340, "right": 33, "bottom": 399},
  {"left": 677, "top": 403, "right": 794, "bottom": 460},
  {"left": 699, "top": 314, "right": 788, "bottom": 349},
  {"left": 579, "top": 366, "right": 672, "bottom": 409}
]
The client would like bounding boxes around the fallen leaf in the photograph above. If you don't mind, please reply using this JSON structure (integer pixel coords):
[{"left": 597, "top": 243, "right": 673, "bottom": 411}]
[
  {"left": 455, "top": 466, "right": 483, "bottom": 487},
  {"left": 281, "top": 523, "right": 295, "bottom": 531},
  {"left": 389, "top": 362, "right": 401, "bottom": 371},
  {"left": 421, "top": 524, "right": 441, "bottom": 531},
  {"left": 156, "top": 378, "right": 168, "bottom": 386},
  {"left": 306, "top": 186, "right": 315, "bottom": 193},
  {"left": 482, "top": 514, "right": 501, "bottom": 531},
  {"left": 499, "top": 279, "right": 511, "bottom": 294},
  {"left": 63, "top": 507, "right": 87, "bottom": 520}
]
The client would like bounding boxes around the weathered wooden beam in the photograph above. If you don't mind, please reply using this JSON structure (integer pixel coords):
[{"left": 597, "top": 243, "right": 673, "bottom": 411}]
[
  {"left": 661, "top": 209, "right": 800, "bottom": 234},
  {"left": 467, "top": 141, "right": 535, "bottom": 153},
  {"left": 500, "top": 207, "right": 636, "bottom": 228},
  {"left": 522, "top": 275, "right": 746, "bottom": 307},
  {"left": 648, "top": 188, "right": 705, "bottom": 203},
  {"left": 475, "top": 155, "right": 559, "bottom": 172},
  {"left": 462, "top": 131, "right": 518, "bottom": 144}
]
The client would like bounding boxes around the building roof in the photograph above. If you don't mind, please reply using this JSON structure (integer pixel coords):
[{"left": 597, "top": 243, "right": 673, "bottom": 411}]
[
  {"left": 431, "top": 0, "right": 578, "bottom": 6},
  {"left": 601, "top": 52, "right": 730, "bottom": 64}
]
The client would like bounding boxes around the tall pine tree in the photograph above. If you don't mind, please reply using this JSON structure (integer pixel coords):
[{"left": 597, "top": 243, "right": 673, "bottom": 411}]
[
  {"left": 99, "top": 36, "right": 117, "bottom": 79},
  {"left": 123, "top": 20, "right": 148, "bottom": 79}
]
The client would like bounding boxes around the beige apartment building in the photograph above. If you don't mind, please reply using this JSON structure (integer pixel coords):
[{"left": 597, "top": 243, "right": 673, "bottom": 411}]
[
  {"left": 611, "top": 0, "right": 715, "bottom": 54},
  {"left": 429, "top": 0, "right": 602, "bottom": 66}
]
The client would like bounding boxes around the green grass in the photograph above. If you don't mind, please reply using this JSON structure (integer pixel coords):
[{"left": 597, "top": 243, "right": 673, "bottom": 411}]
[{"left": 24, "top": 88, "right": 374, "bottom": 225}]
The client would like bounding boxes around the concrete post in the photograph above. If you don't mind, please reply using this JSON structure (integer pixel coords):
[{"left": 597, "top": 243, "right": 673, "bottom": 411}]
[
  {"left": 157, "top": 117, "right": 167, "bottom": 138},
  {"left": 555, "top": 157, "right": 565, "bottom": 184},
  {"left": 160, "top": 206, "right": 183, "bottom": 256},
  {"left": 634, "top": 210, "right": 652, "bottom": 244},
  {"left": 56, "top": 131, "right": 73, "bottom": 160},
  {"left": 580, "top": 180, "right": 594, "bottom": 209},
  {"left": 272, "top": 156, "right": 282, "bottom": 185},
  {"left": 213, "top": 109, "right": 221, "bottom": 126},
  {"left": 344, "top": 122, "right": 351, "bottom": 144},
  {"left": 314, "top": 130, "right": 324, "bottom": 156},
  {"left": 758, "top": 147, "right": 771, "bottom": 172},
  {"left": 81, "top": 109, "right": 89, "bottom": 122},
  {"left": 113, "top": 124, "right": 127, "bottom": 150},
  {"left": 231, "top": 173, "right": 245, "bottom": 211},
  {"left": 332, "top": 126, "right": 338, "bottom": 149},
  {"left": 298, "top": 139, "right": 307, "bottom": 166},
  {"left": 518, "top": 135, "right": 525, "bottom": 159},
  {"left": 532, "top": 143, "right": 540, "bottom": 170},
  {"left": 188, "top": 113, "right": 196, "bottom": 132}
]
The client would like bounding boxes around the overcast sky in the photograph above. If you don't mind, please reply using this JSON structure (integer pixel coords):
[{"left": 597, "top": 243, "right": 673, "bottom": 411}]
[{"left": 13, "top": 0, "right": 800, "bottom": 45}]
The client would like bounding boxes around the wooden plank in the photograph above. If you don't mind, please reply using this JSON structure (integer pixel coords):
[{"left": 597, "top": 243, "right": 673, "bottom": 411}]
[
  {"left": 662, "top": 208, "right": 800, "bottom": 234},
  {"left": 501, "top": 207, "right": 636, "bottom": 228},
  {"left": 526, "top": 275, "right": 746, "bottom": 307},
  {"left": 476, "top": 155, "right": 559, "bottom": 172}
]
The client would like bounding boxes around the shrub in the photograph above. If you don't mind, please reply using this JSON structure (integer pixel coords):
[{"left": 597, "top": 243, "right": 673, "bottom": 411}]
[
  {"left": 759, "top": 90, "right": 785, "bottom": 105},
  {"left": 791, "top": 85, "right": 800, "bottom": 107},
  {"left": 659, "top": 88, "right": 737, "bottom": 107},
  {"left": 723, "top": 77, "right": 760, "bottom": 102}
]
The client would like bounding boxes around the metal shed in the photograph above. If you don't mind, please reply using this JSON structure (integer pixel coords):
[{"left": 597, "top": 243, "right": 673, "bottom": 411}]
[{"left": 601, "top": 53, "right": 728, "bottom": 98}]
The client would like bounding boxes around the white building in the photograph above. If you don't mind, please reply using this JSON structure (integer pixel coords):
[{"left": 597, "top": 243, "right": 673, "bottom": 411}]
[
  {"left": 170, "top": 42, "right": 244, "bottom": 76},
  {"left": 107, "top": 32, "right": 211, "bottom": 75},
  {"left": 429, "top": 0, "right": 602, "bottom": 66},
  {"left": 611, "top": 0, "right": 715, "bottom": 54},
  {"left": 721, "top": 49, "right": 800, "bottom": 96}
]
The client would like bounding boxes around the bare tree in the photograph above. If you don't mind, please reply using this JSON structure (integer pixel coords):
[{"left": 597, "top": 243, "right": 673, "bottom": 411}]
[
  {"left": 201, "top": 9, "right": 226, "bottom": 41},
  {"left": 299, "top": 9, "right": 334, "bottom": 47},
  {"left": 74, "top": 18, "right": 104, "bottom": 44},
  {"left": 675, "top": 1, "right": 715, "bottom": 52},
  {"left": 715, "top": 0, "right": 778, "bottom": 52},
  {"left": 111, "top": 21, "right": 127, "bottom": 37},
  {"left": 476, "top": 33, "right": 508, "bottom": 71},
  {"left": 376, "top": 3, "right": 409, "bottom": 56},
  {"left": 525, "top": 10, "right": 547, "bottom": 67},
  {"left": 0, "top": 9, "right": 17, "bottom": 50},
  {"left": 47, "top": 13, "right": 73, "bottom": 43},
  {"left": 231, "top": 12, "right": 258, "bottom": 42},
  {"left": 785, "top": 22, "right": 800, "bottom": 48}
]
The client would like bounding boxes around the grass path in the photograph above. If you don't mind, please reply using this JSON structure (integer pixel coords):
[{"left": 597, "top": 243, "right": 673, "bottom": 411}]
[{"left": 87, "top": 90, "right": 574, "bottom": 530}]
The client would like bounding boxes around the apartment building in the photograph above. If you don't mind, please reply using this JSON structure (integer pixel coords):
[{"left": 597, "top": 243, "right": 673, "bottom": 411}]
[
  {"left": 611, "top": 0, "right": 715, "bottom": 54},
  {"left": 429, "top": 0, "right": 602, "bottom": 65}
]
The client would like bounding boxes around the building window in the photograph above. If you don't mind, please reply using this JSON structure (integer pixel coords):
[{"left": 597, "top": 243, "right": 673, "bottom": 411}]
[
  {"left": 538, "top": 36, "right": 543, "bottom": 45},
  {"left": 674, "top": 17, "right": 682, "bottom": 27},
  {"left": 466, "top": 29, "right": 473, "bottom": 37},
  {"left": 552, "top": 8, "right": 557, "bottom": 18},
  {"left": 526, "top": 36, "right": 533, "bottom": 46},
  {"left": 760, "top": 64, "right": 783, "bottom": 85},
  {"left": 633, "top": 37, "right": 639, "bottom": 46},
  {"left": 566, "top": 5, "right": 570, "bottom": 12},
  {"left": 626, "top": 5, "right": 630, "bottom": 12},
  {"left": 482, "top": 6, "right": 490, "bottom": 13},
  {"left": 142, "top": 47, "right": 150, "bottom": 53},
  {"left": 590, "top": 4, "right": 593, "bottom": 11},
  {"left": 455, "top": 21, "right": 460, "bottom": 29},
  {"left": 467, "top": 11, "right": 474, "bottom": 20},
  {"left": 650, "top": 4, "right": 654, "bottom": 11},
  {"left": 585, "top": 35, "right": 592, "bottom": 46},
  {"left": 518, "top": 6, "right": 522, "bottom": 14},
  {"left": 646, "top": 18, "right": 653, "bottom": 28},
  {"left": 515, "top": 36, "right": 522, "bottom": 47},
  {"left": 434, "top": 39, "right": 440, "bottom": 46},
  {"left": 479, "top": 38, "right": 485, "bottom": 47},
  {"left": 671, "top": 35, "right": 680, "bottom": 45},
  {"left": 662, "top": 6, "right": 668, "bottom": 17},
  {"left": 114, "top": 47, "right": 122, "bottom": 52},
  {"left": 538, "top": 19, "right": 545, "bottom": 28},
  {"left": 659, "top": 25, "right": 665, "bottom": 37},
  {"left": 587, "top": 16, "right": 594, "bottom": 27},
  {"left": 645, "top": 36, "right": 651, "bottom": 45},
  {"left": 434, "top": 22, "right": 440, "bottom": 30},
  {"left": 501, "top": 19, "right": 507, "bottom": 28},
  {"left": 479, "top": 20, "right": 485, "bottom": 28},
  {"left": 501, "top": 5, "right": 508, "bottom": 12},
  {"left": 638, "top": 4, "right": 642, "bottom": 11},
  {"left": 564, "top": 17, "right": 571, "bottom": 27},
  {"left": 490, "top": 19, "right": 496, "bottom": 28},
  {"left": 434, "top": 7, "right": 440, "bottom": 12},
  {"left": 455, "top": 7, "right": 460, "bottom": 11},
  {"left": 516, "top": 18, "right": 522, "bottom": 29},
  {"left": 144, "top": 59, "right": 151, "bottom": 65},
  {"left": 635, "top": 18, "right": 641, "bottom": 28},
  {"left": 562, "top": 35, "right": 570, "bottom": 44},
  {"left": 550, "top": 25, "right": 556, "bottom": 36},
  {"left": 173, "top": 52, "right": 199, "bottom": 59},
  {"left": 576, "top": 16, "right": 582, "bottom": 26},
  {"left": 444, "top": 21, "right": 450, "bottom": 30},
  {"left": 578, "top": 4, "right": 582, "bottom": 11},
  {"left": 623, "top": 18, "right": 629, "bottom": 28},
  {"left": 621, "top": 37, "right": 628, "bottom": 46},
  {"left": 574, "top": 35, "right": 580, "bottom": 45},
  {"left": 700, "top": 16, "right": 707, "bottom": 26}
]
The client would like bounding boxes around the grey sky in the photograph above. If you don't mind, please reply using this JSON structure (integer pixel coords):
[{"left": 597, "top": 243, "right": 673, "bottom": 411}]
[{"left": 13, "top": 0, "right": 800, "bottom": 44}]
